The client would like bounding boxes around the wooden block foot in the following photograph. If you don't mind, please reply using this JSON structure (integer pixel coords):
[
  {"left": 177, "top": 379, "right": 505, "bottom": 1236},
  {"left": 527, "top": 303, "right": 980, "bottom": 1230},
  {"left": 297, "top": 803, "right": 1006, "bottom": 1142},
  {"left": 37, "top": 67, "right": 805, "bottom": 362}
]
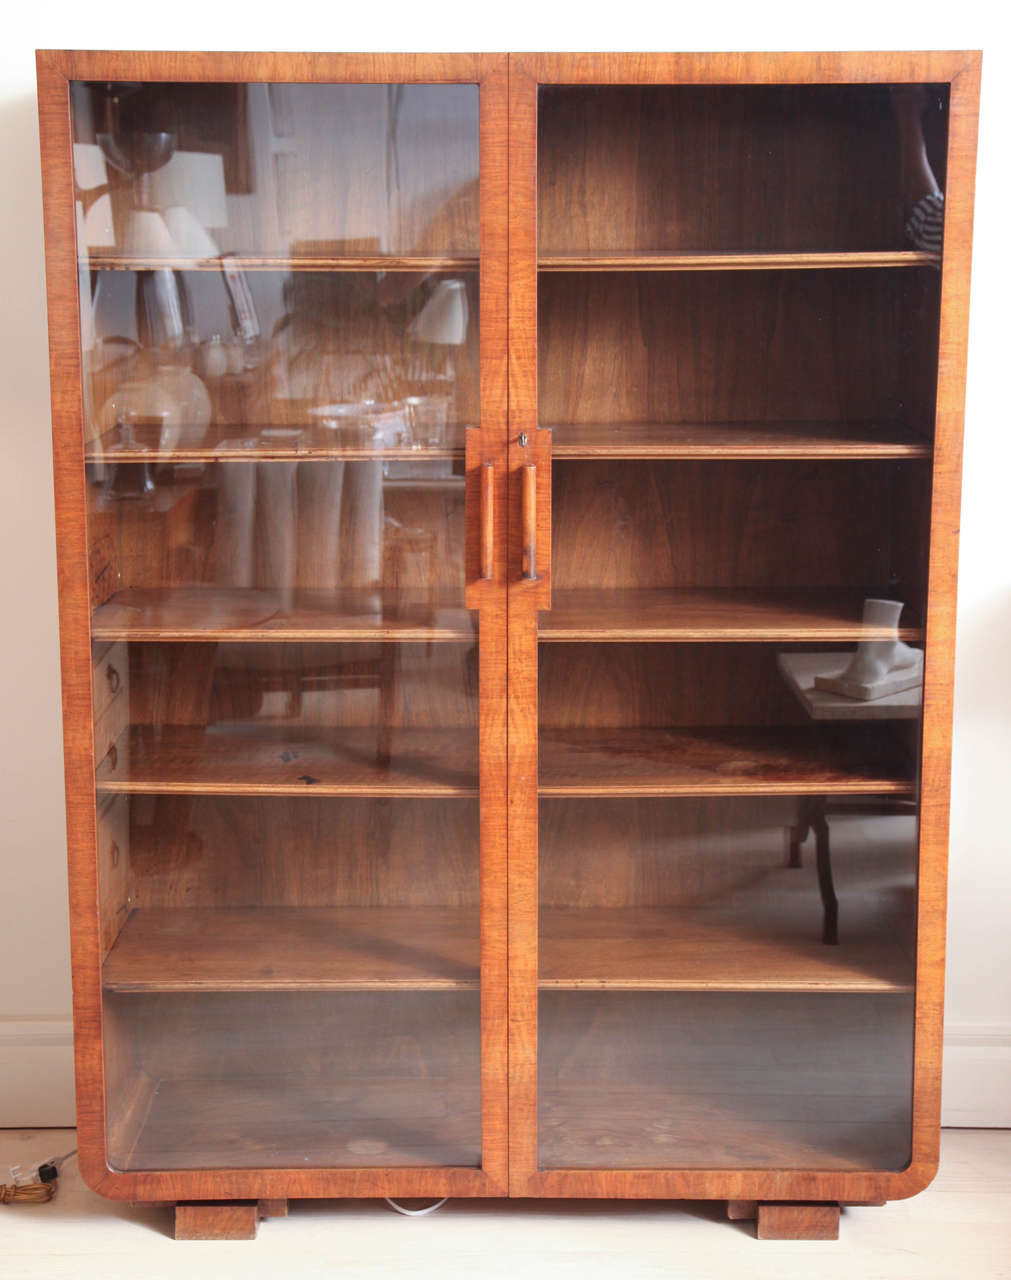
[
  {"left": 175, "top": 1202, "right": 259, "bottom": 1240},
  {"left": 258, "top": 1198, "right": 289, "bottom": 1218},
  {"left": 727, "top": 1199, "right": 758, "bottom": 1220},
  {"left": 756, "top": 1202, "right": 840, "bottom": 1240}
]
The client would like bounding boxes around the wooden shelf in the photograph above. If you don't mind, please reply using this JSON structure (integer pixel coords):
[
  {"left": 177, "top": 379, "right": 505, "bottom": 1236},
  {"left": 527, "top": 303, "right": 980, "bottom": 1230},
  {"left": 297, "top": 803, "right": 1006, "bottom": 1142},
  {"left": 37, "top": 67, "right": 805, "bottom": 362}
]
[
  {"left": 83, "top": 254, "right": 479, "bottom": 273},
  {"left": 538, "top": 727, "right": 913, "bottom": 797},
  {"left": 85, "top": 420, "right": 467, "bottom": 463},
  {"left": 540, "top": 907, "right": 912, "bottom": 993},
  {"left": 547, "top": 421, "right": 932, "bottom": 460},
  {"left": 96, "top": 726, "right": 478, "bottom": 797},
  {"left": 103, "top": 904, "right": 908, "bottom": 996},
  {"left": 539, "top": 589, "right": 924, "bottom": 643},
  {"left": 538, "top": 250, "right": 940, "bottom": 271},
  {"left": 104, "top": 907, "right": 480, "bottom": 991},
  {"left": 91, "top": 587, "right": 476, "bottom": 643}
]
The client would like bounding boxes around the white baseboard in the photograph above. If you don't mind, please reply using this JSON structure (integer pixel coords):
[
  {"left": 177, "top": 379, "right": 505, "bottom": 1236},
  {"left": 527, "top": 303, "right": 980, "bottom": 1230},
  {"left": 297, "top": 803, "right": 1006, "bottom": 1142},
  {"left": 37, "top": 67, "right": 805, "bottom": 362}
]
[
  {"left": 941, "top": 1023, "right": 1011, "bottom": 1128},
  {"left": 0, "top": 1018, "right": 76, "bottom": 1127},
  {"left": 0, "top": 1015, "right": 1006, "bottom": 1131}
]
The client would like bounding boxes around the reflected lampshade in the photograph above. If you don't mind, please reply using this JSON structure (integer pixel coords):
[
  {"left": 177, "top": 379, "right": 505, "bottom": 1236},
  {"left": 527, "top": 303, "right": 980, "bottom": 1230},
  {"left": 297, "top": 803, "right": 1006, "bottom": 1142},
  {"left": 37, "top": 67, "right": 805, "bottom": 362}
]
[
  {"left": 410, "top": 279, "right": 469, "bottom": 345},
  {"left": 147, "top": 150, "right": 229, "bottom": 229}
]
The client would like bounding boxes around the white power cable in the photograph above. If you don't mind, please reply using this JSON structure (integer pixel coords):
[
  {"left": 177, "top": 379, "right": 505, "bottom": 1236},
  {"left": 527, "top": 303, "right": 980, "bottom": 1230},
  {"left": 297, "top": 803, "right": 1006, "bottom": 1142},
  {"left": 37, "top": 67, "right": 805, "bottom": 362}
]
[{"left": 384, "top": 1197, "right": 448, "bottom": 1217}]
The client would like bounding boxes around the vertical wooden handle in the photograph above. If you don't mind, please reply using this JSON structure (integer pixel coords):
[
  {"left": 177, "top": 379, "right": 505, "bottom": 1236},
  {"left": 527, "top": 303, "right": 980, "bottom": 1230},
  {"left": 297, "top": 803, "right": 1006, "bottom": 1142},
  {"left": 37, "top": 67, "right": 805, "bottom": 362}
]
[
  {"left": 522, "top": 463, "right": 538, "bottom": 581},
  {"left": 480, "top": 462, "right": 494, "bottom": 580}
]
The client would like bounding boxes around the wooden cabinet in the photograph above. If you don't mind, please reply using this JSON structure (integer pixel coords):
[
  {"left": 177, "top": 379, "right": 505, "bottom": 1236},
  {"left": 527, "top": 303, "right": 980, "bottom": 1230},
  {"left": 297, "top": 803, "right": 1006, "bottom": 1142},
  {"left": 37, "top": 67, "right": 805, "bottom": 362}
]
[{"left": 37, "top": 50, "right": 979, "bottom": 1240}]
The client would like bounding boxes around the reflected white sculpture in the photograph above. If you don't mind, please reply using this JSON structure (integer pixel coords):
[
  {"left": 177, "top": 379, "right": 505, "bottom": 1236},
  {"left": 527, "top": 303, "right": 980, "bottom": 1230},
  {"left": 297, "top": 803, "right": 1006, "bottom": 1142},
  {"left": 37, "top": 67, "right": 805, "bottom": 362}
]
[{"left": 814, "top": 598, "right": 924, "bottom": 701}]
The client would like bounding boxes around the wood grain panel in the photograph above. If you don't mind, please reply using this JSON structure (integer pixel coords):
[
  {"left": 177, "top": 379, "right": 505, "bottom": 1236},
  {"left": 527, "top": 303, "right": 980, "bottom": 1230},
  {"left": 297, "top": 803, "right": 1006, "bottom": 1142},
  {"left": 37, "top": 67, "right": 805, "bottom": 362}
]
[
  {"left": 904, "top": 52, "right": 981, "bottom": 1197},
  {"left": 537, "top": 84, "right": 947, "bottom": 254},
  {"left": 548, "top": 460, "right": 920, "bottom": 593},
  {"left": 539, "top": 272, "right": 918, "bottom": 428},
  {"left": 506, "top": 56, "right": 544, "bottom": 1198},
  {"left": 128, "top": 795, "right": 479, "bottom": 910},
  {"left": 539, "top": 795, "right": 799, "bottom": 908},
  {"left": 538, "top": 642, "right": 822, "bottom": 730}
]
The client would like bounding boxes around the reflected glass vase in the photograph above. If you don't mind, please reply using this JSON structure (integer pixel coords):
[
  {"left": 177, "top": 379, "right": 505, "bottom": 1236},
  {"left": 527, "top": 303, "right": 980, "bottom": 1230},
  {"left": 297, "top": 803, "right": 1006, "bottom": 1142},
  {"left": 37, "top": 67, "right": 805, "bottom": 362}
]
[{"left": 99, "top": 362, "right": 212, "bottom": 457}]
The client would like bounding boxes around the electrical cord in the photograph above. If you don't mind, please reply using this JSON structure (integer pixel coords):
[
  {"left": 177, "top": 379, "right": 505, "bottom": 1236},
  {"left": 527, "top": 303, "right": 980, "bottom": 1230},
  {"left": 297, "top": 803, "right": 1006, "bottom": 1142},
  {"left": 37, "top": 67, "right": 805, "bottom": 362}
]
[
  {"left": 384, "top": 1197, "right": 448, "bottom": 1217},
  {"left": 1, "top": 1149, "right": 76, "bottom": 1205}
]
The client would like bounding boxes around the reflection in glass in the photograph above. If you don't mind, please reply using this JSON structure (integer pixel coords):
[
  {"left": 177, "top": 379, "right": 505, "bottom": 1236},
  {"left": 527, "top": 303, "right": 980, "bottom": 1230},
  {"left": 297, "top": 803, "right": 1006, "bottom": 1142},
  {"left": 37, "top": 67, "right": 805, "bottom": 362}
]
[{"left": 73, "top": 79, "right": 483, "bottom": 1171}]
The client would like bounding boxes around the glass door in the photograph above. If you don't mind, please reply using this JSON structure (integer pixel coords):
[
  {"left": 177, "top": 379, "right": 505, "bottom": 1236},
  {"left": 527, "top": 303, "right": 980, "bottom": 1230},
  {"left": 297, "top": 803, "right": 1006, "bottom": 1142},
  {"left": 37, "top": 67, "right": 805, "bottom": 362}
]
[
  {"left": 69, "top": 69, "right": 506, "bottom": 1180},
  {"left": 514, "top": 71, "right": 949, "bottom": 1187}
]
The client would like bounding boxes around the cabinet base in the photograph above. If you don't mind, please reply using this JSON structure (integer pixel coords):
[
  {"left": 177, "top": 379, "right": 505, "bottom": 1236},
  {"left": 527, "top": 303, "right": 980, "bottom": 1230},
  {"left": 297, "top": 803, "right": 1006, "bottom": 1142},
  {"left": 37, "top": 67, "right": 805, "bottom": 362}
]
[
  {"left": 727, "top": 1200, "right": 844, "bottom": 1238},
  {"left": 174, "top": 1201, "right": 288, "bottom": 1240},
  {"left": 755, "top": 1202, "right": 841, "bottom": 1240}
]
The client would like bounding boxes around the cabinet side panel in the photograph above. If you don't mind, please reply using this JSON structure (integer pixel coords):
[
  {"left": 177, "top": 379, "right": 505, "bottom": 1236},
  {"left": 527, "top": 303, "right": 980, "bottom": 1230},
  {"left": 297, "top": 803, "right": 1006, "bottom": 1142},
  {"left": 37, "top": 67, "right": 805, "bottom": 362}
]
[
  {"left": 907, "top": 53, "right": 980, "bottom": 1194},
  {"left": 37, "top": 52, "right": 107, "bottom": 1189}
]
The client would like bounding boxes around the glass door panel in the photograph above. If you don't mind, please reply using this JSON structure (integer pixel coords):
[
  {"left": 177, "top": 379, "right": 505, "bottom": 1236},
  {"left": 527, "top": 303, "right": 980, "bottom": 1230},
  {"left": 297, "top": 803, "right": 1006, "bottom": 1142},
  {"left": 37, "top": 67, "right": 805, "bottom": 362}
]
[
  {"left": 535, "top": 83, "right": 945, "bottom": 1172},
  {"left": 72, "top": 78, "right": 485, "bottom": 1170}
]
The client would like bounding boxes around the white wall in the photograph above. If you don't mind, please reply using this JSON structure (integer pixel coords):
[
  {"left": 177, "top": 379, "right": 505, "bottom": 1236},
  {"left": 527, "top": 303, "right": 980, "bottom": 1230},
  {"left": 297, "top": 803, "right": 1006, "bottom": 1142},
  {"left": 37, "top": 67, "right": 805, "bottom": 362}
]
[{"left": 1, "top": 1, "right": 1007, "bottom": 1127}]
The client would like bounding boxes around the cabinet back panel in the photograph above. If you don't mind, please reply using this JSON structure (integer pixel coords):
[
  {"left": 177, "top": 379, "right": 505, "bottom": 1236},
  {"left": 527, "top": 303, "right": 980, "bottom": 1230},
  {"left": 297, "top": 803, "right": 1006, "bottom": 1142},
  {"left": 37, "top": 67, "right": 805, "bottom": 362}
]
[
  {"left": 127, "top": 795, "right": 479, "bottom": 908},
  {"left": 84, "top": 270, "right": 480, "bottom": 447},
  {"left": 540, "top": 643, "right": 814, "bottom": 729},
  {"left": 126, "top": 641, "right": 476, "bottom": 729},
  {"left": 104, "top": 990, "right": 482, "bottom": 1170},
  {"left": 85, "top": 462, "right": 466, "bottom": 593},
  {"left": 539, "top": 271, "right": 929, "bottom": 428},
  {"left": 538, "top": 85, "right": 948, "bottom": 253},
  {"left": 72, "top": 81, "right": 480, "bottom": 259},
  {"left": 540, "top": 796, "right": 795, "bottom": 907},
  {"left": 549, "top": 460, "right": 929, "bottom": 591}
]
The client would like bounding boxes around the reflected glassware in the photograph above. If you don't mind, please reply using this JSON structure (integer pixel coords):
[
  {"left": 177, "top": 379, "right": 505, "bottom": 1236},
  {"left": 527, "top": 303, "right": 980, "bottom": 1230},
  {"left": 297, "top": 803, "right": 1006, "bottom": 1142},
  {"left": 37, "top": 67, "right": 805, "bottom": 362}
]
[
  {"left": 99, "top": 362, "right": 212, "bottom": 454},
  {"left": 105, "top": 414, "right": 155, "bottom": 498},
  {"left": 200, "top": 335, "right": 229, "bottom": 380},
  {"left": 405, "top": 395, "right": 450, "bottom": 448}
]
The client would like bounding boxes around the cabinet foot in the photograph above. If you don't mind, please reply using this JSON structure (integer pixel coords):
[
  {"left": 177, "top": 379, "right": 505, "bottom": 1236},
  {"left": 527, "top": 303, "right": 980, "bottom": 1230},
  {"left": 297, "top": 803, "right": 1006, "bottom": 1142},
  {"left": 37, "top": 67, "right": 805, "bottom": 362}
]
[
  {"left": 258, "top": 1198, "right": 289, "bottom": 1218},
  {"left": 175, "top": 1202, "right": 260, "bottom": 1240},
  {"left": 726, "top": 1200, "right": 758, "bottom": 1220},
  {"left": 756, "top": 1202, "right": 840, "bottom": 1240}
]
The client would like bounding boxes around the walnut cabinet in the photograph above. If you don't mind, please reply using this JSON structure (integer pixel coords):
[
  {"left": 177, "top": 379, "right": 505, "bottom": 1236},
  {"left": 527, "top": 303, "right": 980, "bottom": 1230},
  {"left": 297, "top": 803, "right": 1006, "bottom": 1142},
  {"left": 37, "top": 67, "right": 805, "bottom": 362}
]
[{"left": 37, "top": 50, "right": 980, "bottom": 1240}]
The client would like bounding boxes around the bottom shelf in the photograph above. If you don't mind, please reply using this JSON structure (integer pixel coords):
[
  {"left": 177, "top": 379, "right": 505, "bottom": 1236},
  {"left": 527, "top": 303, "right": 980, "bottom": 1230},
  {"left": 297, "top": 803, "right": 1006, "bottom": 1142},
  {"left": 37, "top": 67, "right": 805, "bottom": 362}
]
[
  {"left": 118, "top": 1074, "right": 481, "bottom": 1171},
  {"left": 105, "top": 991, "right": 481, "bottom": 1171},
  {"left": 538, "top": 991, "right": 914, "bottom": 1171}
]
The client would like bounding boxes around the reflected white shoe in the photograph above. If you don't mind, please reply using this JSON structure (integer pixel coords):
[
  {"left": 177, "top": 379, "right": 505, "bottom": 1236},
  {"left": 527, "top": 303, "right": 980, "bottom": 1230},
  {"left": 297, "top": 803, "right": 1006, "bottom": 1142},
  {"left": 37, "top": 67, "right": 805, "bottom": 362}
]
[{"left": 814, "top": 598, "right": 924, "bottom": 701}]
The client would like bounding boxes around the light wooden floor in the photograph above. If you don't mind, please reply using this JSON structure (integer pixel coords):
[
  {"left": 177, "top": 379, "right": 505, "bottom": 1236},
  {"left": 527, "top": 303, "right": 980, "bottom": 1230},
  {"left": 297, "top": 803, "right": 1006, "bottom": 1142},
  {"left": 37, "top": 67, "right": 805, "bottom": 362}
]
[{"left": 1, "top": 1128, "right": 1009, "bottom": 1279}]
